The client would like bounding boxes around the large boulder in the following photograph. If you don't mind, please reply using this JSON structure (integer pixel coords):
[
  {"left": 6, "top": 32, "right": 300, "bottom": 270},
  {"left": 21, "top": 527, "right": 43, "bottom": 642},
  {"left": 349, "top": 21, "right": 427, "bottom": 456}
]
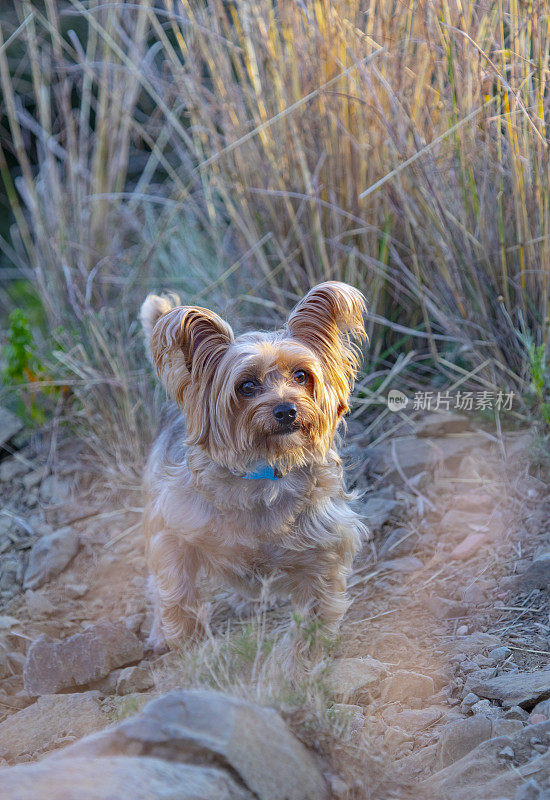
[{"left": 0, "top": 690, "right": 328, "bottom": 800}]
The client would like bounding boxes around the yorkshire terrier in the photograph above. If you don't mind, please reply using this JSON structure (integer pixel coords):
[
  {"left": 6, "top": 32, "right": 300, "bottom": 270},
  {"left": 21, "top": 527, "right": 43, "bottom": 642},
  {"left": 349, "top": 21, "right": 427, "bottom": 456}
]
[{"left": 140, "top": 282, "right": 367, "bottom": 652}]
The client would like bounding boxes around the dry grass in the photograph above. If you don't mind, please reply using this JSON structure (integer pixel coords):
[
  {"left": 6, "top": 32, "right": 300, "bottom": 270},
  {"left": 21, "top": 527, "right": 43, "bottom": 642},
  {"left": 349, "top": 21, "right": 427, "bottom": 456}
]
[{"left": 0, "top": 1, "right": 549, "bottom": 458}]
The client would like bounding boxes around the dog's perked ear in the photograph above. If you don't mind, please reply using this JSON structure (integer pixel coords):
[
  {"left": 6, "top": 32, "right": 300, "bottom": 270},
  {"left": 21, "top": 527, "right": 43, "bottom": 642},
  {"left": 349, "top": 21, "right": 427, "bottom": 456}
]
[
  {"left": 286, "top": 281, "right": 367, "bottom": 415},
  {"left": 140, "top": 294, "right": 234, "bottom": 440}
]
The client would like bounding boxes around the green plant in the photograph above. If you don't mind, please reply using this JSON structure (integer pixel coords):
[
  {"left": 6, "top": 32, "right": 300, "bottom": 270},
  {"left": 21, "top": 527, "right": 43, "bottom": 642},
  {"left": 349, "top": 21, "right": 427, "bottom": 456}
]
[{"left": 528, "top": 342, "right": 550, "bottom": 425}]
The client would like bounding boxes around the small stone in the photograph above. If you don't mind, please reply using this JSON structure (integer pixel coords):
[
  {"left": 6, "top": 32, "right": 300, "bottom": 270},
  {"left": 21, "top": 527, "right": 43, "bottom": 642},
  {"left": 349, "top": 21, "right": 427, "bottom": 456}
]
[
  {"left": 489, "top": 646, "right": 512, "bottom": 663},
  {"left": 504, "top": 706, "right": 530, "bottom": 721},
  {"left": 379, "top": 556, "right": 423, "bottom": 574},
  {"left": 63, "top": 583, "right": 89, "bottom": 599},
  {"left": 0, "top": 457, "right": 30, "bottom": 483},
  {"left": 116, "top": 664, "right": 154, "bottom": 695},
  {"left": 450, "top": 532, "right": 488, "bottom": 561},
  {"left": 22, "top": 465, "right": 49, "bottom": 490},
  {"left": 23, "top": 619, "right": 143, "bottom": 694},
  {"left": 498, "top": 745, "right": 514, "bottom": 759},
  {"left": 330, "top": 704, "right": 365, "bottom": 735},
  {"left": 383, "top": 725, "right": 414, "bottom": 751},
  {"left": 382, "top": 670, "right": 435, "bottom": 703},
  {"left": 379, "top": 528, "right": 414, "bottom": 558},
  {"left": 326, "top": 656, "right": 388, "bottom": 699},
  {"left": 0, "top": 615, "right": 20, "bottom": 630},
  {"left": 515, "top": 555, "right": 550, "bottom": 592},
  {"left": 361, "top": 495, "right": 399, "bottom": 532},
  {"left": 25, "top": 590, "right": 56, "bottom": 618},
  {"left": 424, "top": 595, "right": 468, "bottom": 619},
  {"left": 415, "top": 412, "right": 469, "bottom": 437},
  {"left": 386, "top": 707, "right": 443, "bottom": 732},
  {"left": 456, "top": 625, "right": 469, "bottom": 636},
  {"left": 530, "top": 699, "right": 550, "bottom": 719},
  {"left": 0, "top": 407, "right": 24, "bottom": 448},
  {"left": 23, "top": 527, "right": 79, "bottom": 590},
  {"left": 125, "top": 613, "right": 144, "bottom": 634},
  {"left": 471, "top": 698, "right": 501, "bottom": 719},
  {"left": 460, "top": 692, "right": 480, "bottom": 712},
  {"left": 514, "top": 779, "right": 542, "bottom": 800},
  {"left": 529, "top": 713, "right": 546, "bottom": 725}
]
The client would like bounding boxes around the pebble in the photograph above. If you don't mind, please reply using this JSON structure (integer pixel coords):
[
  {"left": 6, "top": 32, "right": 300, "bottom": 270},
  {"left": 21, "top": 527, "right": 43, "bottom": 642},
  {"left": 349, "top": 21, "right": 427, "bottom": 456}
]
[
  {"left": 504, "top": 706, "right": 530, "bottom": 722},
  {"left": 450, "top": 532, "right": 488, "bottom": 561},
  {"left": 63, "top": 583, "right": 89, "bottom": 599},
  {"left": 456, "top": 625, "right": 469, "bottom": 636},
  {"left": 382, "top": 670, "right": 435, "bottom": 703},
  {"left": 489, "top": 646, "right": 512, "bottom": 663},
  {"left": 23, "top": 527, "right": 79, "bottom": 590},
  {"left": 498, "top": 745, "right": 515, "bottom": 759}
]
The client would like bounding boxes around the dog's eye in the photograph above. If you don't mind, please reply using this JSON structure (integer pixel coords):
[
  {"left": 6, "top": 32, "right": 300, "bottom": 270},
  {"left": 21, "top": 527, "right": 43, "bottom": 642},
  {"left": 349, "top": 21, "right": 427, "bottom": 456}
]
[
  {"left": 238, "top": 380, "right": 258, "bottom": 397},
  {"left": 293, "top": 369, "right": 308, "bottom": 384}
]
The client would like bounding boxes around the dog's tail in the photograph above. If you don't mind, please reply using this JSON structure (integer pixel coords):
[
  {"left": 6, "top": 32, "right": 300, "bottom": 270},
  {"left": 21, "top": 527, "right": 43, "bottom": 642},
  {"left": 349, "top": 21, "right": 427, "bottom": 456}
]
[{"left": 140, "top": 292, "right": 180, "bottom": 362}]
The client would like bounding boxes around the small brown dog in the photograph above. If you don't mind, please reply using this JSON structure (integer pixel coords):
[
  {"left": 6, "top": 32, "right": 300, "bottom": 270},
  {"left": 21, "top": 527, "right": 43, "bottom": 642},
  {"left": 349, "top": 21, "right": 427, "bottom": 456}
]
[{"left": 140, "top": 282, "right": 367, "bottom": 651}]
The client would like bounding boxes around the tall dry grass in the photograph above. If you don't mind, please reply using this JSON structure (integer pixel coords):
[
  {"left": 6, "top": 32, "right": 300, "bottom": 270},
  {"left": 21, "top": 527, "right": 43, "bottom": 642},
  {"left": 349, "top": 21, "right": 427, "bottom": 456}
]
[{"left": 0, "top": 0, "right": 549, "bottom": 465}]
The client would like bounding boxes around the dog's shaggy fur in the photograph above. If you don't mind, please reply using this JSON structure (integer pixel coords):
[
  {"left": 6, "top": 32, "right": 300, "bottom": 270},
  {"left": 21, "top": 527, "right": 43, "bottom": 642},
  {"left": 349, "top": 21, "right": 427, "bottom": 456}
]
[{"left": 140, "top": 282, "right": 367, "bottom": 651}]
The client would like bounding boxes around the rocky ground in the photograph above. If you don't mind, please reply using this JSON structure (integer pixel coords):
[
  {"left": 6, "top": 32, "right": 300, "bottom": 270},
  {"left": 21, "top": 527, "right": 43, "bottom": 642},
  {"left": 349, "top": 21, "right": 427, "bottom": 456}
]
[{"left": 0, "top": 405, "right": 549, "bottom": 800}]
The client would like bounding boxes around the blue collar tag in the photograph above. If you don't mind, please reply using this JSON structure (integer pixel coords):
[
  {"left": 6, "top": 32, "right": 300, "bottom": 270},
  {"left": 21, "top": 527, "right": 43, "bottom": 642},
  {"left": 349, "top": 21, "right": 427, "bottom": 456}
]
[{"left": 242, "top": 462, "right": 284, "bottom": 481}]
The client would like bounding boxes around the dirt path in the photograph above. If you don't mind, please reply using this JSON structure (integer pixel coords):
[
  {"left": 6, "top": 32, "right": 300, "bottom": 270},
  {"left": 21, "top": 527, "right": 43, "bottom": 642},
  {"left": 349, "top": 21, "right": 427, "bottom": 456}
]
[{"left": 1, "top": 414, "right": 549, "bottom": 798}]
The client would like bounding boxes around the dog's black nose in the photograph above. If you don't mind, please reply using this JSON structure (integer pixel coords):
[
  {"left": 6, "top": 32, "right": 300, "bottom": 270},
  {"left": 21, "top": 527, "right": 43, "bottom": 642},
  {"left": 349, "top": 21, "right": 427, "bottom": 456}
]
[{"left": 273, "top": 403, "right": 297, "bottom": 424}]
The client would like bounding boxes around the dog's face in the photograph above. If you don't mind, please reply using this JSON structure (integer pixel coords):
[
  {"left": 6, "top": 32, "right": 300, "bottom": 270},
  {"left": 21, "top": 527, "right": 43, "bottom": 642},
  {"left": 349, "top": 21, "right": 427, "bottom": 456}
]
[{"left": 142, "top": 282, "right": 366, "bottom": 471}]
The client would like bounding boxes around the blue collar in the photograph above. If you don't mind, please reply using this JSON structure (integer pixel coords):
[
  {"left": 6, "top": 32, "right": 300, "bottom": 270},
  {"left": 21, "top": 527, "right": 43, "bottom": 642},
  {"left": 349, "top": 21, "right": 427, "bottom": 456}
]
[{"left": 242, "top": 462, "right": 285, "bottom": 481}]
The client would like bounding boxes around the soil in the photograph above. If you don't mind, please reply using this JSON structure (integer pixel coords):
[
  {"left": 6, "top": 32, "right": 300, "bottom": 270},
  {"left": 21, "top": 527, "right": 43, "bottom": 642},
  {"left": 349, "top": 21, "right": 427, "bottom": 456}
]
[{"left": 0, "top": 416, "right": 549, "bottom": 798}]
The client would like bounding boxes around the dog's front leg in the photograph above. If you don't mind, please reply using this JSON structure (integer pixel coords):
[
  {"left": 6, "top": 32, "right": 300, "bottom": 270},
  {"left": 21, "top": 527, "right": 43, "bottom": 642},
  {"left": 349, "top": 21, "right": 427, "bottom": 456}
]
[{"left": 147, "top": 532, "right": 203, "bottom": 650}]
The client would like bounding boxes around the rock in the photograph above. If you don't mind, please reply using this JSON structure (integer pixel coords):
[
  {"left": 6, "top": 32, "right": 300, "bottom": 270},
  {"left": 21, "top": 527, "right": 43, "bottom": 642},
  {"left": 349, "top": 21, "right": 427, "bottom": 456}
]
[
  {"left": 116, "top": 664, "right": 154, "bottom": 695},
  {"left": 425, "top": 720, "right": 550, "bottom": 800},
  {"left": 39, "top": 474, "right": 72, "bottom": 505},
  {"left": 385, "top": 707, "right": 443, "bottom": 732},
  {"left": 0, "top": 456, "right": 30, "bottom": 483},
  {"left": 382, "top": 670, "right": 435, "bottom": 702},
  {"left": 424, "top": 595, "right": 468, "bottom": 619},
  {"left": 379, "top": 556, "right": 423, "bottom": 573},
  {"left": 489, "top": 647, "right": 512, "bottom": 663},
  {"left": 504, "top": 707, "right": 530, "bottom": 722},
  {"left": 469, "top": 669, "right": 550, "bottom": 710},
  {"left": 64, "top": 582, "right": 89, "bottom": 599},
  {"left": 360, "top": 495, "right": 399, "bottom": 531},
  {"left": 60, "top": 690, "right": 328, "bottom": 800},
  {"left": 515, "top": 779, "right": 542, "bottom": 800},
  {"left": 23, "top": 620, "right": 143, "bottom": 694},
  {"left": 23, "top": 527, "right": 79, "bottom": 590},
  {"left": 330, "top": 703, "right": 365, "bottom": 735},
  {"left": 492, "top": 719, "right": 524, "bottom": 737},
  {"left": 22, "top": 465, "right": 49, "bottom": 490},
  {"left": 436, "top": 716, "right": 493, "bottom": 769},
  {"left": 364, "top": 434, "right": 482, "bottom": 480},
  {"left": 461, "top": 692, "right": 480, "bottom": 713},
  {"left": 0, "top": 692, "right": 109, "bottom": 762},
  {"left": 0, "top": 757, "right": 256, "bottom": 800},
  {"left": 415, "top": 412, "right": 470, "bottom": 437},
  {"left": 530, "top": 699, "right": 550, "bottom": 719},
  {"left": 383, "top": 725, "right": 414, "bottom": 752},
  {"left": 0, "top": 615, "right": 20, "bottom": 630},
  {"left": 530, "top": 714, "right": 547, "bottom": 725},
  {"left": 0, "top": 407, "right": 23, "bottom": 448},
  {"left": 471, "top": 699, "right": 501, "bottom": 719},
  {"left": 456, "top": 625, "right": 469, "bottom": 635},
  {"left": 379, "top": 527, "right": 414, "bottom": 558},
  {"left": 450, "top": 532, "right": 488, "bottom": 561},
  {"left": 125, "top": 613, "right": 144, "bottom": 634},
  {"left": 325, "top": 656, "right": 388, "bottom": 699},
  {"left": 25, "top": 589, "right": 55, "bottom": 618},
  {"left": 448, "top": 632, "right": 502, "bottom": 656},
  {"left": 514, "top": 555, "right": 550, "bottom": 592}
]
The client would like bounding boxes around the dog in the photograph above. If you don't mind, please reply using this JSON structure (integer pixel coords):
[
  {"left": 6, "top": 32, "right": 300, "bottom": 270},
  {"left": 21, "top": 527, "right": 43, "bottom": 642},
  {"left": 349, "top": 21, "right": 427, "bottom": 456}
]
[{"left": 140, "top": 281, "right": 367, "bottom": 652}]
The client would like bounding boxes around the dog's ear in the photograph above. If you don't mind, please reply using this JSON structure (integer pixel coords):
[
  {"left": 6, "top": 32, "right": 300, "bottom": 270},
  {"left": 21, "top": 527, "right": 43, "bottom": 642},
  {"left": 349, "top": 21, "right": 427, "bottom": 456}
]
[
  {"left": 287, "top": 282, "right": 367, "bottom": 414},
  {"left": 140, "top": 294, "right": 234, "bottom": 410}
]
